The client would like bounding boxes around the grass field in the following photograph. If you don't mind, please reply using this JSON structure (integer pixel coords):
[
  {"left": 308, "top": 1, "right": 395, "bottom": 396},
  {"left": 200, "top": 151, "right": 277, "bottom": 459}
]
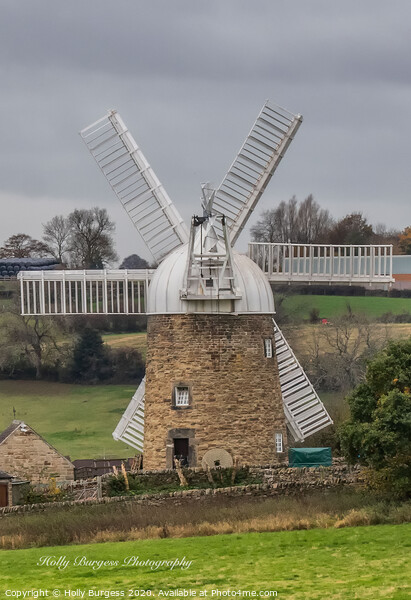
[
  {"left": 2, "top": 485, "right": 410, "bottom": 549},
  {"left": 0, "top": 524, "right": 409, "bottom": 598},
  {"left": 282, "top": 294, "right": 411, "bottom": 320},
  {"left": 105, "top": 323, "right": 411, "bottom": 363},
  {"left": 103, "top": 331, "right": 148, "bottom": 359},
  {"left": 0, "top": 380, "right": 349, "bottom": 461},
  {"left": 0, "top": 381, "right": 135, "bottom": 460}
]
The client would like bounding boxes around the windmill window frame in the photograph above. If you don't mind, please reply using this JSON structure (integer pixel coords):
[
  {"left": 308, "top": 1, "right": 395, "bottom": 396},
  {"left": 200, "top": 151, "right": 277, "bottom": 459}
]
[
  {"left": 173, "top": 385, "right": 191, "bottom": 409},
  {"left": 275, "top": 432, "right": 283, "bottom": 454},
  {"left": 264, "top": 338, "right": 273, "bottom": 358}
]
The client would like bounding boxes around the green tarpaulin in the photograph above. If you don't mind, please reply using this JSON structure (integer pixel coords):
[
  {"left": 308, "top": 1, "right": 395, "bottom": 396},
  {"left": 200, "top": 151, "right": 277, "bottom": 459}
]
[{"left": 289, "top": 447, "right": 332, "bottom": 468}]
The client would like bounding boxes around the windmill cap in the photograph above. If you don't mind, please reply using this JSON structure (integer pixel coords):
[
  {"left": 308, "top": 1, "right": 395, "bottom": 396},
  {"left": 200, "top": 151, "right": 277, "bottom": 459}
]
[{"left": 147, "top": 244, "right": 275, "bottom": 315}]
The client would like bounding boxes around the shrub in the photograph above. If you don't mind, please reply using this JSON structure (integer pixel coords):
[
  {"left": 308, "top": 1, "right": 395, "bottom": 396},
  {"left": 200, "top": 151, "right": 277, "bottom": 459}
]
[
  {"left": 340, "top": 339, "right": 411, "bottom": 498},
  {"left": 69, "top": 328, "right": 113, "bottom": 383},
  {"left": 309, "top": 307, "right": 320, "bottom": 323},
  {"left": 109, "top": 347, "right": 145, "bottom": 383}
]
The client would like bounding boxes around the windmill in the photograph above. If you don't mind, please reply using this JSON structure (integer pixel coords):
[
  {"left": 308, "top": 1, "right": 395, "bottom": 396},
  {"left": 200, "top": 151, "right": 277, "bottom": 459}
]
[{"left": 19, "top": 101, "right": 332, "bottom": 469}]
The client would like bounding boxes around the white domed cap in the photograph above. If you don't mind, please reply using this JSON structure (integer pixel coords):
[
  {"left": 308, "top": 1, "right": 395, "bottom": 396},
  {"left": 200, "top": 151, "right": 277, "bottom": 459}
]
[{"left": 147, "top": 244, "right": 274, "bottom": 315}]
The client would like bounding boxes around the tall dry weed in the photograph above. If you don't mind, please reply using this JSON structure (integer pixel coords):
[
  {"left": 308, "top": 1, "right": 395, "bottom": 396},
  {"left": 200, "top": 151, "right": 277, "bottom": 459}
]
[{"left": 1, "top": 491, "right": 409, "bottom": 549}]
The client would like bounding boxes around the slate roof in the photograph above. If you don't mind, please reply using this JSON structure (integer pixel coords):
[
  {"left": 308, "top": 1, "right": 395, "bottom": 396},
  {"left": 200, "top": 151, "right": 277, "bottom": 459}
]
[
  {"left": 0, "top": 421, "right": 21, "bottom": 446},
  {"left": 0, "top": 470, "right": 13, "bottom": 479}
]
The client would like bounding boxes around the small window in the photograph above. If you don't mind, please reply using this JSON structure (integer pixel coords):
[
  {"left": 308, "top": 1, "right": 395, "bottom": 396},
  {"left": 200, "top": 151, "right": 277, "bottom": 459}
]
[
  {"left": 275, "top": 432, "right": 283, "bottom": 453},
  {"left": 175, "top": 386, "right": 190, "bottom": 407},
  {"left": 264, "top": 338, "right": 273, "bottom": 358}
]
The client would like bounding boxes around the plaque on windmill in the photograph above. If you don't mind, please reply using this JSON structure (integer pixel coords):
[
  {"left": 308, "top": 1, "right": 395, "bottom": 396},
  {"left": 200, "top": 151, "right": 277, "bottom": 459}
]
[{"left": 18, "top": 100, "right": 332, "bottom": 469}]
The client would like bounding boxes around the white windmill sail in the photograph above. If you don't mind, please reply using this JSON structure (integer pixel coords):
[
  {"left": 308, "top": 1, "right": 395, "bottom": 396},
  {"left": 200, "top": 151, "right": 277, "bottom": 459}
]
[
  {"left": 213, "top": 101, "right": 302, "bottom": 245},
  {"left": 273, "top": 320, "right": 333, "bottom": 441},
  {"left": 80, "top": 111, "right": 189, "bottom": 262},
  {"left": 112, "top": 377, "right": 145, "bottom": 452}
]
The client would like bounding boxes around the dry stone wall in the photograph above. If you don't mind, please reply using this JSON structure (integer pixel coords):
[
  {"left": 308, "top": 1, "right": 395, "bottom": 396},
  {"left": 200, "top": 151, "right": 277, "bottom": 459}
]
[{"left": 0, "top": 464, "right": 364, "bottom": 516}]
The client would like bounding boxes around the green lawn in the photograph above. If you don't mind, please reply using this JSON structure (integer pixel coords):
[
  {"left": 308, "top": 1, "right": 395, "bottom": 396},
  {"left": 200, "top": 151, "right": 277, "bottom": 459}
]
[
  {"left": 0, "top": 381, "right": 137, "bottom": 460},
  {"left": 0, "top": 525, "right": 409, "bottom": 598},
  {"left": 282, "top": 294, "right": 411, "bottom": 320}
]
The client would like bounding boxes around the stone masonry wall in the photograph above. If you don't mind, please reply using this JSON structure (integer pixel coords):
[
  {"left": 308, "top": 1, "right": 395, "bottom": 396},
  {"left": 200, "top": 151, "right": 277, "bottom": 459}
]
[
  {"left": 0, "top": 428, "right": 74, "bottom": 483},
  {"left": 0, "top": 464, "right": 365, "bottom": 516},
  {"left": 144, "top": 314, "right": 288, "bottom": 469}
]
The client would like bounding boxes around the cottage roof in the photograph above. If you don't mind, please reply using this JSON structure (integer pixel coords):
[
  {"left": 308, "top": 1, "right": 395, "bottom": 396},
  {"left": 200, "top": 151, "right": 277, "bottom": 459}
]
[
  {"left": 0, "top": 421, "right": 74, "bottom": 468},
  {"left": 0, "top": 470, "right": 13, "bottom": 479},
  {"left": 0, "top": 421, "right": 21, "bottom": 446}
]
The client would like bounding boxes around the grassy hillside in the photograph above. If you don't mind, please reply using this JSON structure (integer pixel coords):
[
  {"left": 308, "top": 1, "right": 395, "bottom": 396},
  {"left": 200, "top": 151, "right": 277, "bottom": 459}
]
[
  {"left": 0, "top": 380, "right": 348, "bottom": 461},
  {"left": 102, "top": 322, "right": 411, "bottom": 363},
  {"left": 102, "top": 331, "right": 147, "bottom": 358},
  {"left": 0, "top": 381, "right": 136, "bottom": 460},
  {"left": 0, "top": 524, "right": 409, "bottom": 598},
  {"left": 282, "top": 294, "right": 411, "bottom": 320},
  {"left": 1, "top": 317, "right": 410, "bottom": 460}
]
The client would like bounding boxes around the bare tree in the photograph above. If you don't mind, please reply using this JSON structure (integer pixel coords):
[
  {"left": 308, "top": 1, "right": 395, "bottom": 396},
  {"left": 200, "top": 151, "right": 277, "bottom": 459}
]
[
  {"left": 0, "top": 301, "right": 65, "bottom": 379},
  {"left": 251, "top": 195, "right": 332, "bottom": 244},
  {"left": 42, "top": 215, "right": 71, "bottom": 264},
  {"left": 0, "top": 234, "right": 49, "bottom": 258},
  {"left": 68, "top": 207, "right": 118, "bottom": 268},
  {"left": 249, "top": 209, "right": 278, "bottom": 243},
  {"left": 292, "top": 313, "right": 390, "bottom": 393},
  {"left": 296, "top": 194, "right": 333, "bottom": 243}
]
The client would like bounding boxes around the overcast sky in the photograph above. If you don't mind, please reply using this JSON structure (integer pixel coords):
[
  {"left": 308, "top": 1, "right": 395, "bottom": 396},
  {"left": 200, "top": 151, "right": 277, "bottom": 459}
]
[{"left": 1, "top": 0, "right": 410, "bottom": 263}]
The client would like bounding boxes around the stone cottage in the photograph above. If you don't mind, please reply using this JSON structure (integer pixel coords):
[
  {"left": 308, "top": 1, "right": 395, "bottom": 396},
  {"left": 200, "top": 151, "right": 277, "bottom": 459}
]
[
  {"left": 0, "top": 420, "right": 74, "bottom": 483},
  {"left": 0, "top": 470, "right": 13, "bottom": 507}
]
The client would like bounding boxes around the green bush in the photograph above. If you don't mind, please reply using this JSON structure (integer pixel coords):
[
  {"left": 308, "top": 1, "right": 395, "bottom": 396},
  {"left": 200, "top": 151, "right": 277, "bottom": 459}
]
[
  {"left": 340, "top": 339, "right": 411, "bottom": 498},
  {"left": 67, "top": 328, "right": 144, "bottom": 384}
]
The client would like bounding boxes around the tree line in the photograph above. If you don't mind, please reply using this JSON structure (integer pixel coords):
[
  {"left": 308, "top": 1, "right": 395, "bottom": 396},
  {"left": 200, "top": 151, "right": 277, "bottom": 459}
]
[
  {"left": 1, "top": 198, "right": 411, "bottom": 269},
  {"left": 250, "top": 194, "right": 411, "bottom": 253},
  {"left": 0, "top": 208, "right": 118, "bottom": 268},
  {"left": 0, "top": 302, "right": 146, "bottom": 383}
]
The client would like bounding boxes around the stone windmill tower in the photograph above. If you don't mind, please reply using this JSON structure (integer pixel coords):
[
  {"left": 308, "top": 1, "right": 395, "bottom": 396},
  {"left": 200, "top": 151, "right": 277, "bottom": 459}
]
[{"left": 19, "top": 101, "right": 332, "bottom": 469}]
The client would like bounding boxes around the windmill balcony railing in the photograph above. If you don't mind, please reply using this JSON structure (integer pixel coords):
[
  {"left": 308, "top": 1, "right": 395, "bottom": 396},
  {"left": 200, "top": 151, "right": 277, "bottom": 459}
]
[
  {"left": 248, "top": 243, "right": 394, "bottom": 285},
  {"left": 18, "top": 269, "right": 154, "bottom": 316}
]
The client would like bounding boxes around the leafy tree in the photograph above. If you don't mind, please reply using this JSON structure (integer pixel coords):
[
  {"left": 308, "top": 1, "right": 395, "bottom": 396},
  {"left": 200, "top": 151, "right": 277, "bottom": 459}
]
[
  {"left": 110, "top": 347, "right": 145, "bottom": 383},
  {"left": 70, "top": 328, "right": 113, "bottom": 383},
  {"left": 42, "top": 215, "right": 71, "bottom": 264},
  {"left": 119, "top": 254, "right": 150, "bottom": 269},
  {"left": 0, "top": 234, "right": 49, "bottom": 258},
  {"left": 398, "top": 226, "right": 411, "bottom": 255},
  {"left": 340, "top": 338, "right": 411, "bottom": 497},
  {"left": 328, "top": 212, "right": 373, "bottom": 245}
]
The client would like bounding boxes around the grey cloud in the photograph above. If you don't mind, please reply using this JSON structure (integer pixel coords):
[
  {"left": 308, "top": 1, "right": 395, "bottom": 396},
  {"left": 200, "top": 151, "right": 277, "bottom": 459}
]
[{"left": 0, "top": 0, "right": 410, "bottom": 262}]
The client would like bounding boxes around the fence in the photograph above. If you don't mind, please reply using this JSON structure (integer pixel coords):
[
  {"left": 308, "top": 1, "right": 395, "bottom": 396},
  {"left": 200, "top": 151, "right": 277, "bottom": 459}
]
[
  {"left": 248, "top": 243, "right": 394, "bottom": 285},
  {"left": 18, "top": 269, "right": 154, "bottom": 315}
]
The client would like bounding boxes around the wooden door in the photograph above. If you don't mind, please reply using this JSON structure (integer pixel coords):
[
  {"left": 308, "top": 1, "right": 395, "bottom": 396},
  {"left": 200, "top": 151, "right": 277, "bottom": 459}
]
[{"left": 0, "top": 484, "right": 8, "bottom": 507}]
